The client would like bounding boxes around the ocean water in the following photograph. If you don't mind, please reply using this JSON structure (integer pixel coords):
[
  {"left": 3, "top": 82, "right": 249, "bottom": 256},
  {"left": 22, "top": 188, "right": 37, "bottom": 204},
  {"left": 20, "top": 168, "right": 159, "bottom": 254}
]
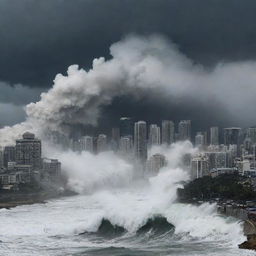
[
  {"left": 0, "top": 184, "right": 253, "bottom": 256},
  {"left": 0, "top": 145, "right": 254, "bottom": 256}
]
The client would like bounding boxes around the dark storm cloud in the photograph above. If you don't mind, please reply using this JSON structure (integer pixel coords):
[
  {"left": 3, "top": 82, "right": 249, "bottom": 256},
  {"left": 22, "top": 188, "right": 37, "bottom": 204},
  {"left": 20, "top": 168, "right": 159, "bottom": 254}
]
[
  {"left": 1, "top": 0, "right": 256, "bottom": 129},
  {"left": 0, "top": 82, "right": 42, "bottom": 105},
  {"left": 0, "top": 0, "right": 256, "bottom": 87}
]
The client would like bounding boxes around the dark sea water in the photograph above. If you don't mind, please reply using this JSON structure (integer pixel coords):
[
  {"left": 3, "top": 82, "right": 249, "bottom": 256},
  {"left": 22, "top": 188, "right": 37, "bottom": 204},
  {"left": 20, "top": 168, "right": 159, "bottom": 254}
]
[
  {"left": 0, "top": 146, "right": 254, "bottom": 256},
  {"left": 0, "top": 192, "right": 253, "bottom": 256}
]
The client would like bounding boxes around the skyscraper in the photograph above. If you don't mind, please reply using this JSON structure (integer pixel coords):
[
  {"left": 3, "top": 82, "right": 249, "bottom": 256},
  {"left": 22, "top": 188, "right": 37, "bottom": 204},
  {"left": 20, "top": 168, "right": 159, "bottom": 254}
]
[
  {"left": 161, "top": 120, "right": 175, "bottom": 145},
  {"left": 119, "top": 136, "right": 133, "bottom": 155},
  {"left": 120, "top": 117, "right": 133, "bottom": 137},
  {"left": 0, "top": 147, "right": 3, "bottom": 169},
  {"left": 178, "top": 120, "right": 191, "bottom": 141},
  {"left": 134, "top": 121, "right": 147, "bottom": 162},
  {"left": 111, "top": 127, "right": 120, "bottom": 151},
  {"left": 247, "top": 127, "right": 256, "bottom": 144},
  {"left": 210, "top": 127, "right": 219, "bottom": 145},
  {"left": 97, "top": 134, "right": 107, "bottom": 153},
  {"left": 191, "top": 154, "right": 209, "bottom": 179},
  {"left": 146, "top": 153, "right": 167, "bottom": 174},
  {"left": 223, "top": 127, "right": 241, "bottom": 146},
  {"left": 80, "top": 136, "right": 94, "bottom": 153},
  {"left": 195, "top": 132, "right": 205, "bottom": 149},
  {"left": 3, "top": 146, "right": 16, "bottom": 168},
  {"left": 15, "top": 132, "right": 42, "bottom": 170},
  {"left": 149, "top": 124, "right": 161, "bottom": 146}
]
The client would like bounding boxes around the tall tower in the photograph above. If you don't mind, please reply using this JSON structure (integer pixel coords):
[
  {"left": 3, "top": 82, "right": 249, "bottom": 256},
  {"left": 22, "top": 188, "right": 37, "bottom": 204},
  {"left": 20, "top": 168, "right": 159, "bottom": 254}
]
[
  {"left": 247, "top": 127, "right": 256, "bottom": 144},
  {"left": 119, "top": 136, "right": 133, "bottom": 155},
  {"left": 178, "top": 120, "right": 191, "bottom": 141},
  {"left": 148, "top": 124, "right": 161, "bottom": 146},
  {"left": 80, "top": 136, "right": 94, "bottom": 153},
  {"left": 195, "top": 132, "right": 205, "bottom": 149},
  {"left": 161, "top": 120, "right": 175, "bottom": 145},
  {"left": 134, "top": 121, "right": 147, "bottom": 162},
  {"left": 97, "top": 134, "right": 107, "bottom": 153},
  {"left": 223, "top": 127, "right": 241, "bottom": 145},
  {"left": 3, "top": 146, "right": 16, "bottom": 168},
  {"left": 15, "top": 132, "right": 42, "bottom": 170},
  {"left": 120, "top": 117, "right": 133, "bottom": 137},
  {"left": 210, "top": 127, "right": 219, "bottom": 145},
  {"left": 111, "top": 127, "right": 120, "bottom": 151}
]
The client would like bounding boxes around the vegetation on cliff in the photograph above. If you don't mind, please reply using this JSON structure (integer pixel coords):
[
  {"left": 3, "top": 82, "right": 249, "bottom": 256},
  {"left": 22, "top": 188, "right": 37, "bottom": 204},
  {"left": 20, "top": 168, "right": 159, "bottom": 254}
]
[{"left": 178, "top": 174, "right": 256, "bottom": 201}]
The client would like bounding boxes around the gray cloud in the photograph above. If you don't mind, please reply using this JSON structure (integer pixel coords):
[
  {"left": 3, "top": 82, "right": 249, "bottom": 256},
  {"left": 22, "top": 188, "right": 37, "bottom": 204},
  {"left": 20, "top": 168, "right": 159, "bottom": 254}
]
[
  {"left": 1, "top": 0, "right": 256, "bottom": 129},
  {"left": 0, "top": 103, "right": 26, "bottom": 126},
  {"left": 0, "top": 82, "right": 42, "bottom": 105},
  {"left": 0, "top": 0, "right": 256, "bottom": 87}
]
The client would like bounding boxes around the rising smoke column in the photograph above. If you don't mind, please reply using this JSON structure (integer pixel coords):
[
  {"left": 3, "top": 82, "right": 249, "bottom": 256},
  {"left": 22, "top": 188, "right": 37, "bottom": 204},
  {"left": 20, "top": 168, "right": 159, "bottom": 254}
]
[{"left": 1, "top": 34, "right": 256, "bottom": 145}]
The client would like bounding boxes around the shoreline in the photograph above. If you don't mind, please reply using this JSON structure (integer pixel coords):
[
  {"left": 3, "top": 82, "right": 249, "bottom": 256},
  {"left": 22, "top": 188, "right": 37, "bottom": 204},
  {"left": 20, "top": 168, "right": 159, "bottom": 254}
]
[
  {"left": 1, "top": 191, "right": 255, "bottom": 250},
  {"left": 0, "top": 189, "right": 77, "bottom": 209},
  {"left": 179, "top": 198, "right": 256, "bottom": 250}
]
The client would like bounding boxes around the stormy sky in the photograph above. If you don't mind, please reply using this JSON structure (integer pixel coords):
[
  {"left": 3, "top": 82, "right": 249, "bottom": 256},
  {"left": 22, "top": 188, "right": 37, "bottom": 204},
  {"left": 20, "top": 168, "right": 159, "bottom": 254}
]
[{"left": 1, "top": 0, "right": 256, "bottom": 132}]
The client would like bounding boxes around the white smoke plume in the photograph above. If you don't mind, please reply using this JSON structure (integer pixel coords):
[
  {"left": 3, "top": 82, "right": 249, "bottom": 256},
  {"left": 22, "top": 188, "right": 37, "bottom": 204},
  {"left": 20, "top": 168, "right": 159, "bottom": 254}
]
[{"left": 1, "top": 34, "right": 256, "bottom": 145}]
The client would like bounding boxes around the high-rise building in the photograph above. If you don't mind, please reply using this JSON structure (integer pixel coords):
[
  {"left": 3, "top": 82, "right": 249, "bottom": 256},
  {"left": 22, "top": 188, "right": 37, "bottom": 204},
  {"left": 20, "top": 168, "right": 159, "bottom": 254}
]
[
  {"left": 3, "top": 146, "right": 16, "bottom": 168},
  {"left": 191, "top": 154, "right": 209, "bottom": 179},
  {"left": 80, "top": 136, "right": 94, "bottom": 153},
  {"left": 161, "top": 120, "right": 175, "bottom": 145},
  {"left": 178, "top": 120, "right": 191, "bottom": 141},
  {"left": 134, "top": 121, "right": 147, "bottom": 162},
  {"left": 119, "top": 136, "right": 133, "bottom": 154},
  {"left": 120, "top": 117, "right": 133, "bottom": 137},
  {"left": 97, "top": 134, "right": 107, "bottom": 153},
  {"left": 149, "top": 124, "right": 161, "bottom": 146},
  {"left": 42, "top": 158, "right": 61, "bottom": 179},
  {"left": 247, "top": 127, "right": 256, "bottom": 144},
  {"left": 146, "top": 153, "right": 167, "bottom": 174},
  {"left": 15, "top": 132, "right": 42, "bottom": 170},
  {"left": 111, "top": 127, "right": 120, "bottom": 151},
  {"left": 0, "top": 147, "right": 3, "bottom": 169},
  {"left": 223, "top": 127, "right": 241, "bottom": 146},
  {"left": 210, "top": 127, "right": 219, "bottom": 145},
  {"left": 195, "top": 132, "right": 205, "bottom": 149}
]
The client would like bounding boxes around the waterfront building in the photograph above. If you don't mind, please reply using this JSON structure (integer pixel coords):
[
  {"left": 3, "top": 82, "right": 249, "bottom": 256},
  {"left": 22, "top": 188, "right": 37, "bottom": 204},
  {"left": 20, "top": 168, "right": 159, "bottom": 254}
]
[
  {"left": 210, "top": 126, "right": 219, "bottom": 145},
  {"left": 247, "top": 127, "right": 256, "bottom": 144},
  {"left": 146, "top": 153, "right": 167, "bottom": 174},
  {"left": 149, "top": 124, "right": 161, "bottom": 146},
  {"left": 195, "top": 132, "right": 205, "bottom": 150},
  {"left": 80, "top": 136, "right": 94, "bottom": 153},
  {"left": 223, "top": 127, "right": 241, "bottom": 146},
  {"left": 97, "top": 134, "right": 107, "bottom": 153},
  {"left": 236, "top": 159, "right": 250, "bottom": 176},
  {"left": 15, "top": 132, "right": 42, "bottom": 170},
  {"left": 120, "top": 117, "right": 133, "bottom": 137},
  {"left": 178, "top": 120, "right": 191, "bottom": 141},
  {"left": 3, "top": 146, "right": 16, "bottom": 168},
  {"left": 0, "top": 147, "right": 3, "bottom": 169},
  {"left": 205, "top": 151, "right": 228, "bottom": 170},
  {"left": 161, "top": 120, "right": 174, "bottom": 145},
  {"left": 210, "top": 167, "right": 237, "bottom": 177},
  {"left": 119, "top": 136, "right": 133, "bottom": 155},
  {"left": 191, "top": 154, "right": 209, "bottom": 179},
  {"left": 42, "top": 158, "right": 61, "bottom": 179},
  {"left": 134, "top": 121, "right": 147, "bottom": 162},
  {"left": 111, "top": 127, "right": 120, "bottom": 151}
]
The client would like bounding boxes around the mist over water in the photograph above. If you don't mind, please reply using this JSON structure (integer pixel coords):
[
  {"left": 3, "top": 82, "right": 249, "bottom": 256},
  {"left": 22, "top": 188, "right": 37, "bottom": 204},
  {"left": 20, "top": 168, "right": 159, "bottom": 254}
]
[{"left": 0, "top": 142, "right": 251, "bottom": 255}]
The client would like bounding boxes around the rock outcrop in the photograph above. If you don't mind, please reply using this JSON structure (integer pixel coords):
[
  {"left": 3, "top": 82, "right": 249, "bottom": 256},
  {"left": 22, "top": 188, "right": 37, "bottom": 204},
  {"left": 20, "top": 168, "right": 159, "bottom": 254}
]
[{"left": 239, "top": 235, "right": 256, "bottom": 250}]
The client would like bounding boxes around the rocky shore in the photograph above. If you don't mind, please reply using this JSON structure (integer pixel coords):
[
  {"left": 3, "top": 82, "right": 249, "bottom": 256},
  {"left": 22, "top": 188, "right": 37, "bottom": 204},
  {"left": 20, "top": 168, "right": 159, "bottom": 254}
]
[
  {"left": 239, "top": 235, "right": 256, "bottom": 250},
  {"left": 0, "top": 189, "right": 77, "bottom": 209}
]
